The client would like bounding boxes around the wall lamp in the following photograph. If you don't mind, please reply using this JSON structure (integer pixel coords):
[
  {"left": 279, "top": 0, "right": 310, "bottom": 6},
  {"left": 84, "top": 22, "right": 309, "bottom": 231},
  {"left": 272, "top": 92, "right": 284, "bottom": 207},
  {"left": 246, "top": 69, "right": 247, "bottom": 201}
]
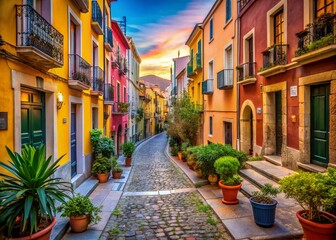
[{"left": 57, "top": 92, "right": 64, "bottom": 110}]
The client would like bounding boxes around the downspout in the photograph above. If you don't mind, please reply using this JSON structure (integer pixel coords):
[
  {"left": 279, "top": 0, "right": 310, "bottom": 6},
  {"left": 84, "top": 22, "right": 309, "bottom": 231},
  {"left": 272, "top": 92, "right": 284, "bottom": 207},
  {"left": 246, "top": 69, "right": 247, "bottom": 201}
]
[
  {"left": 201, "top": 25, "right": 205, "bottom": 146},
  {"left": 236, "top": 2, "right": 241, "bottom": 150},
  {"left": 103, "top": 0, "right": 106, "bottom": 134}
]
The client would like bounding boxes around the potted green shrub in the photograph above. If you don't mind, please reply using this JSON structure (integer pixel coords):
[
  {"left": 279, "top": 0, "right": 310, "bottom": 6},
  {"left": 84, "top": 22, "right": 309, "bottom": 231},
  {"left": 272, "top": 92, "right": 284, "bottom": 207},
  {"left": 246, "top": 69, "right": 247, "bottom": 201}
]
[
  {"left": 214, "top": 156, "right": 243, "bottom": 205},
  {"left": 250, "top": 184, "right": 281, "bottom": 227},
  {"left": 91, "top": 156, "right": 112, "bottom": 183},
  {"left": 279, "top": 169, "right": 336, "bottom": 240},
  {"left": 112, "top": 167, "right": 124, "bottom": 179},
  {"left": 181, "top": 141, "right": 191, "bottom": 162},
  {"left": 57, "top": 193, "right": 102, "bottom": 233},
  {"left": 90, "top": 129, "right": 114, "bottom": 158},
  {"left": 0, "top": 145, "right": 72, "bottom": 239},
  {"left": 122, "top": 141, "right": 135, "bottom": 166}
]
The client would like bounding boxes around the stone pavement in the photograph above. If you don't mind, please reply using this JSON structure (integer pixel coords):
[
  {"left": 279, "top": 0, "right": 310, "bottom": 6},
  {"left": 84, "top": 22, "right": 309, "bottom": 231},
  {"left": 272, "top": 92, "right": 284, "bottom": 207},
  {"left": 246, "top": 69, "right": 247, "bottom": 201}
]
[{"left": 100, "top": 133, "right": 231, "bottom": 240}]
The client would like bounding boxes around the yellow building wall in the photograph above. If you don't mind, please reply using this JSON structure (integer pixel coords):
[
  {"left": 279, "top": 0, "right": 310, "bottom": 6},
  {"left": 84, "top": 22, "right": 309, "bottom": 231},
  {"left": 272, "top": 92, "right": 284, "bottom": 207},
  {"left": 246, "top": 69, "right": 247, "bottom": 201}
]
[
  {"left": 0, "top": 0, "right": 108, "bottom": 178},
  {"left": 203, "top": 0, "right": 238, "bottom": 148}
]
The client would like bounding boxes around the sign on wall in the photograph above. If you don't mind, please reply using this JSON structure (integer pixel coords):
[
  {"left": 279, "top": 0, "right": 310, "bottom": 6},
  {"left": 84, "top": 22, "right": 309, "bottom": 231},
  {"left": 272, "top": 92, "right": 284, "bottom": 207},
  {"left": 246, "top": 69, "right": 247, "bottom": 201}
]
[{"left": 290, "top": 86, "right": 298, "bottom": 97}]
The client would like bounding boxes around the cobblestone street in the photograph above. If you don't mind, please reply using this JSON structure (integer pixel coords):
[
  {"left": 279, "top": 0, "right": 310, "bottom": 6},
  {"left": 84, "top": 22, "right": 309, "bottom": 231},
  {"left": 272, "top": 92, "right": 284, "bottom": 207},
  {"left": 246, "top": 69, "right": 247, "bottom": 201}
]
[{"left": 101, "top": 133, "right": 231, "bottom": 240}]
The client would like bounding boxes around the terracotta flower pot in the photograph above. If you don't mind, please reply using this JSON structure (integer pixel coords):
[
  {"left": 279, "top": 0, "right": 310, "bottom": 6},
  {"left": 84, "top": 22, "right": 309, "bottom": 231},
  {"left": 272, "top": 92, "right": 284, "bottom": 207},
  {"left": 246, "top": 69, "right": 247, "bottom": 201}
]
[
  {"left": 218, "top": 180, "right": 242, "bottom": 205},
  {"left": 125, "top": 157, "right": 132, "bottom": 167},
  {"left": 177, "top": 151, "right": 183, "bottom": 161},
  {"left": 12, "top": 217, "right": 56, "bottom": 240},
  {"left": 97, "top": 173, "right": 109, "bottom": 183},
  {"left": 112, "top": 171, "right": 122, "bottom": 179},
  {"left": 208, "top": 174, "right": 218, "bottom": 185},
  {"left": 69, "top": 215, "right": 90, "bottom": 233},
  {"left": 296, "top": 210, "right": 336, "bottom": 240},
  {"left": 195, "top": 169, "right": 203, "bottom": 178}
]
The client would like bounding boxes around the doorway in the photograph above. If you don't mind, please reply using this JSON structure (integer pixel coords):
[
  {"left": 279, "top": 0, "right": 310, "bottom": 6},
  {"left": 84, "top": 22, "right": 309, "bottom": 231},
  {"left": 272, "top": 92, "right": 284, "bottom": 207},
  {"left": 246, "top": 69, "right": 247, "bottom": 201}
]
[
  {"left": 224, "top": 121, "right": 232, "bottom": 146},
  {"left": 70, "top": 104, "right": 77, "bottom": 178},
  {"left": 311, "top": 84, "right": 330, "bottom": 166},
  {"left": 275, "top": 91, "right": 282, "bottom": 155}
]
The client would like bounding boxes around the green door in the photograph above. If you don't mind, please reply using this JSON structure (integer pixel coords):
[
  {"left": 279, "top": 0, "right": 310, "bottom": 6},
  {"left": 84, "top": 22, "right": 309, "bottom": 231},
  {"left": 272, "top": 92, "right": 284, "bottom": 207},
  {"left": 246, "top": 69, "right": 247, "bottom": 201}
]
[
  {"left": 21, "top": 89, "right": 45, "bottom": 149},
  {"left": 311, "top": 84, "right": 330, "bottom": 166}
]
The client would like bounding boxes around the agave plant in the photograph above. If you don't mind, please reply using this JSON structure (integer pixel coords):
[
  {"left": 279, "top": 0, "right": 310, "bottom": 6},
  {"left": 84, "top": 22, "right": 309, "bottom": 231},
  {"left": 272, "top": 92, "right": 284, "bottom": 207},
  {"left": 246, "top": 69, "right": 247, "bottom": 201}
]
[{"left": 0, "top": 145, "right": 73, "bottom": 238}]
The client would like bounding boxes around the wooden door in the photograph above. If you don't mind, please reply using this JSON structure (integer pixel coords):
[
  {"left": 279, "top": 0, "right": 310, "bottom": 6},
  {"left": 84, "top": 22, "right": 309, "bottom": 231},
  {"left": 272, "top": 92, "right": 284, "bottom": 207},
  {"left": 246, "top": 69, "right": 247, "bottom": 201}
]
[{"left": 224, "top": 122, "right": 232, "bottom": 146}]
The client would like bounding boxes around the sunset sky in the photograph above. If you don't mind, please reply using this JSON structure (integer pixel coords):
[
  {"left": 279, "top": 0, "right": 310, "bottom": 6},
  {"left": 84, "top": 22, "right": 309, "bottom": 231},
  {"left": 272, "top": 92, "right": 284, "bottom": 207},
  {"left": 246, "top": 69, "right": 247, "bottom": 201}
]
[{"left": 112, "top": 0, "right": 215, "bottom": 80}]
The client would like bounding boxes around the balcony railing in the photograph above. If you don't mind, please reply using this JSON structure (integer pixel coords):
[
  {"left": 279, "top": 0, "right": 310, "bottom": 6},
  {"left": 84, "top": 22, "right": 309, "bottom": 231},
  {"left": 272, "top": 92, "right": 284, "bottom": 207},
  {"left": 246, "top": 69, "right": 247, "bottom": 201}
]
[
  {"left": 261, "top": 44, "right": 288, "bottom": 70},
  {"left": 92, "top": 66, "right": 104, "bottom": 92},
  {"left": 91, "top": 0, "right": 103, "bottom": 34},
  {"left": 217, "top": 69, "right": 233, "bottom": 89},
  {"left": 72, "top": 0, "right": 89, "bottom": 13},
  {"left": 69, "top": 54, "right": 92, "bottom": 85},
  {"left": 295, "top": 13, "right": 336, "bottom": 57},
  {"left": 16, "top": 5, "right": 64, "bottom": 68},
  {"left": 104, "top": 27, "right": 113, "bottom": 52},
  {"left": 104, "top": 84, "right": 114, "bottom": 103},
  {"left": 239, "top": 0, "right": 252, "bottom": 12},
  {"left": 112, "top": 102, "right": 129, "bottom": 114},
  {"left": 202, "top": 79, "right": 214, "bottom": 94},
  {"left": 237, "top": 62, "right": 256, "bottom": 82}
]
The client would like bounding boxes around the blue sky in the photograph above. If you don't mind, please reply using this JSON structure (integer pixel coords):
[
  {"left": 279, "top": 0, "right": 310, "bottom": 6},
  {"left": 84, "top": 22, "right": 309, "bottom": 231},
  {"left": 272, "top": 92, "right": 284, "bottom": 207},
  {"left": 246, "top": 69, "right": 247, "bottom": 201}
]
[{"left": 111, "top": 0, "right": 215, "bottom": 79}]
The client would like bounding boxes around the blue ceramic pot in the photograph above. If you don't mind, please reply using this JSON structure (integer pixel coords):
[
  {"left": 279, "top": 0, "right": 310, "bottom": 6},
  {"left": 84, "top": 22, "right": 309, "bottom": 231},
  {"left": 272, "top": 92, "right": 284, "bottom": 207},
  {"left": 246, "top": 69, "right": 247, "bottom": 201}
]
[{"left": 250, "top": 197, "right": 278, "bottom": 227}]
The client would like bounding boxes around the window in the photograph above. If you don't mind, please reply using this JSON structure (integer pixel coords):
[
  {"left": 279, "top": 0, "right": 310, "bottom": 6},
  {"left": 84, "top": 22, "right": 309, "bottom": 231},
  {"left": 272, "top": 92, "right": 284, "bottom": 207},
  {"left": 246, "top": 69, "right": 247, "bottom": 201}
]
[
  {"left": 92, "top": 107, "right": 98, "bottom": 129},
  {"left": 209, "top": 18, "right": 214, "bottom": 41},
  {"left": 226, "top": 0, "right": 232, "bottom": 23},
  {"left": 124, "top": 86, "right": 127, "bottom": 102},
  {"left": 209, "top": 116, "right": 213, "bottom": 135},
  {"left": 209, "top": 60, "right": 214, "bottom": 79},
  {"left": 274, "top": 10, "right": 284, "bottom": 44},
  {"left": 117, "top": 82, "right": 120, "bottom": 102},
  {"left": 225, "top": 45, "right": 233, "bottom": 85},
  {"left": 315, "top": 0, "right": 334, "bottom": 18}
]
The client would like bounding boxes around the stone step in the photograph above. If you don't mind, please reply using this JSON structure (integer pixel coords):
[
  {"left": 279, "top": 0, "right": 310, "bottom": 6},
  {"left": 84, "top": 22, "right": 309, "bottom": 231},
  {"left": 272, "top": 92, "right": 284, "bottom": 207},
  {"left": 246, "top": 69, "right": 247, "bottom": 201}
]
[
  {"left": 244, "top": 160, "right": 294, "bottom": 183},
  {"left": 264, "top": 155, "right": 282, "bottom": 166},
  {"left": 240, "top": 168, "right": 280, "bottom": 189},
  {"left": 297, "top": 162, "right": 326, "bottom": 173}
]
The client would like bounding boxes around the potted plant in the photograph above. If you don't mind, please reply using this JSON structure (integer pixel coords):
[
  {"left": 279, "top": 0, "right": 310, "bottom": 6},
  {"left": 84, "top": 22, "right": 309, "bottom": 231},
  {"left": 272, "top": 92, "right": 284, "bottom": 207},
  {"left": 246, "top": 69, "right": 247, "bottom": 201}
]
[
  {"left": 250, "top": 184, "right": 281, "bottom": 227},
  {"left": 181, "top": 141, "right": 191, "bottom": 162},
  {"left": 91, "top": 156, "right": 112, "bottom": 183},
  {"left": 122, "top": 141, "right": 135, "bottom": 166},
  {"left": 279, "top": 169, "right": 336, "bottom": 240},
  {"left": 214, "top": 156, "right": 243, "bottom": 205},
  {"left": 112, "top": 167, "right": 123, "bottom": 179},
  {"left": 57, "top": 193, "right": 102, "bottom": 233},
  {"left": 0, "top": 145, "right": 72, "bottom": 239}
]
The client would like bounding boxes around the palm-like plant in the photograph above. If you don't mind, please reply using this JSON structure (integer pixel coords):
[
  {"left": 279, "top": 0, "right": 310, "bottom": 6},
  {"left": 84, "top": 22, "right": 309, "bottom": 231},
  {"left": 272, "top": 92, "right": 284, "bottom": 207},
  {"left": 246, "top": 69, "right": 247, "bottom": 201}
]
[{"left": 0, "top": 145, "right": 73, "bottom": 238}]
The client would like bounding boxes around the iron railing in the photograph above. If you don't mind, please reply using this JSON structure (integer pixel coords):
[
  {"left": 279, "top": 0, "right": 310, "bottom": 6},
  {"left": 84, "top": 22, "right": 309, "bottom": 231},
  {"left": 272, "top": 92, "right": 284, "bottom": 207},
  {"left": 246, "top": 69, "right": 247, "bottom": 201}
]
[
  {"left": 237, "top": 62, "right": 256, "bottom": 82},
  {"left": 113, "top": 102, "right": 129, "bottom": 113},
  {"left": 69, "top": 54, "right": 92, "bottom": 85},
  {"left": 262, "top": 44, "right": 288, "bottom": 69},
  {"left": 202, "top": 79, "right": 214, "bottom": 94},
  {"left": 105, "top": 27, "right": 113, "bottom": 46},
  {"left": 217, "top": 69, "right": 233, "bottom": 89},
  {"left": 104, "top": 84, "right": 114, "bottom": 102},
  {"left": 295, "top": 14, "right": 336, "bottom": 57},
  {"left": 239, "top": 0, "right": 252, "bottom": 12},
  {"left": 16, "top": 5, "right": 64, "bottom": 64},
  {"left": 92, "top": 66, "right": 104, "bottom": 92},
  {"left": 91, "top": 0, "right": 102, "bottom": 29}
]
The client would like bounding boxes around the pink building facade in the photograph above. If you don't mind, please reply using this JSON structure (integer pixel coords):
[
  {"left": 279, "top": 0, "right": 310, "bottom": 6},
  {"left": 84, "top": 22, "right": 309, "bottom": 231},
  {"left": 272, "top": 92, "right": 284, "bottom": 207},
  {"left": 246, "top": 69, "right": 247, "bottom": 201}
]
[{"left": 110, "top": 20, "right": 130, "bottom": 155}]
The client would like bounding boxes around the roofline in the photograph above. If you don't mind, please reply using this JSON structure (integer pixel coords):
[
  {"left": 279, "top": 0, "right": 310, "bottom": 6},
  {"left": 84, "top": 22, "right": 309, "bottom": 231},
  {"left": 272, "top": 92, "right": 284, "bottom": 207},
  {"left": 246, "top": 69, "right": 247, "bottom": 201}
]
[
  {"left": 112, "top": 20, "right": 130, "bottom": 49},
  {"left": 127, "top": 37, "right": 142, "bottom": 63},
  {"left": 203, "top": 0, "right": 222, "bottom": 25},
  {"left": 185, "top": 23, "right": 202, "bottom": 46},
  {"left": 172, "top": 55, "right": 190, "bottom": 61}
]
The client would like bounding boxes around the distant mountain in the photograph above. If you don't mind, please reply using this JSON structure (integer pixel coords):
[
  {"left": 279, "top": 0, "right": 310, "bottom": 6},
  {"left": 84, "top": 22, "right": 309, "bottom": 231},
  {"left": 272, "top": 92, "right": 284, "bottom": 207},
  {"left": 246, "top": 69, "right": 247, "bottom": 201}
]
[{"left": 139, "top": 75, "right": 170, "bottom": 90}]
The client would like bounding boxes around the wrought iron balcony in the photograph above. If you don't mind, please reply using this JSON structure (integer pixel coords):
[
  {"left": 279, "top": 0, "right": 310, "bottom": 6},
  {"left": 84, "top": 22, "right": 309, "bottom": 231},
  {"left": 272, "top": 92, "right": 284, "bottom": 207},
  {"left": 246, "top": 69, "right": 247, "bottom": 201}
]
[
  {"left": 104, "top": 84, "right": 114, "bottom": 104},
  {"left": 239, "top": 0, "right": 252, "bottom": 12},
  {"left": 104, "top": 27, "right": 113, "bottom": 52},
  {"left": 91, "top": 0, "right": 103, "bottom": 35},
  {"left": 202, "top": 79, "right": 214, "bottom": 94},
  {"left": 68, "top": 54, "right": 92, "bottom": 90},
  {"left": 72, "top": 0, "right": 89, "bottom": 13},
  {"left": 217, "top": 69, "right": 233, "bottom": 89},
  {"left": 112, "top": 102, "right": 129, "bottom": 115},
  {"left": 295, "top": 13, "right": 336, "bottom": 57},
  {"left": 237, "top": 62, "right": 256, "bottom": 84},
  {"left": 92, "top": 66, "right": 104, "bottom": 94},
  {"left": 16, "top": 5, "right": 64, "bottom": 69},
  {"left": 261, "top": 44, "right": 288, "bottom": 70}
]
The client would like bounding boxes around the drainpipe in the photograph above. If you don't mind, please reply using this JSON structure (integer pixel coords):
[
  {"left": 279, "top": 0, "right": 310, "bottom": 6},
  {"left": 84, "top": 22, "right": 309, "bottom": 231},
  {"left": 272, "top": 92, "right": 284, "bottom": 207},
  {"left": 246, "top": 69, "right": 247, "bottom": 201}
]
[
  {"left": 236, "top": 2, "right": 241, "bottom": 150},
  {"left": 103, "top": 0, "right": 106, "bottom": 134},
  {"left": 201, "top": 25, "right": 205, "bottom": 146}
]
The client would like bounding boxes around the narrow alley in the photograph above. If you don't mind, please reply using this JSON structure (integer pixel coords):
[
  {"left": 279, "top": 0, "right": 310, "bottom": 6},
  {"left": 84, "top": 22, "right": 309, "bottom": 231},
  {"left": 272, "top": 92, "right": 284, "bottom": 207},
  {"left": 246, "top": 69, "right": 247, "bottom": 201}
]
[{"left": 100, "top": 133, "right": 231, "bottom": 240}]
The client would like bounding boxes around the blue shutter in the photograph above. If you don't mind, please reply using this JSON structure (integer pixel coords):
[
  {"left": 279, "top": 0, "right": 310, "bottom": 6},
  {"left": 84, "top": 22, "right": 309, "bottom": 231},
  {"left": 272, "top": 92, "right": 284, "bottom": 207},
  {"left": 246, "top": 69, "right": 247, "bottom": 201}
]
[
  {"left": 226, "top": 0, "right": 232, "bottom": 23},
  {"left": 210, "top": 19, "right": 213, "bottom": 40}
]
